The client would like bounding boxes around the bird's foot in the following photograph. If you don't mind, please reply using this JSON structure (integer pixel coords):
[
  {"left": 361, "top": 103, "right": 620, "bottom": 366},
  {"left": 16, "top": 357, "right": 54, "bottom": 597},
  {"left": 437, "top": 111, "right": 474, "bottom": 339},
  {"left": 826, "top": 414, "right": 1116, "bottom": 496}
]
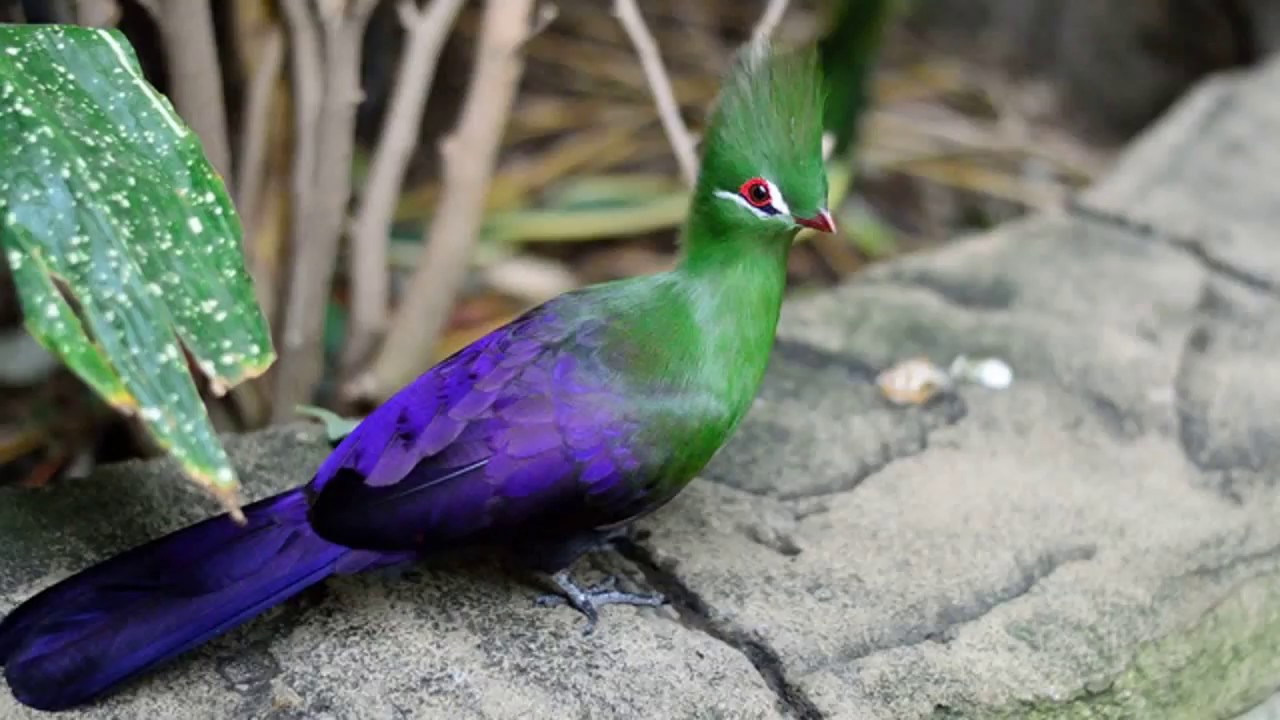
[{"left": 534, "top": 571, "right": 666, "bottom": 635}]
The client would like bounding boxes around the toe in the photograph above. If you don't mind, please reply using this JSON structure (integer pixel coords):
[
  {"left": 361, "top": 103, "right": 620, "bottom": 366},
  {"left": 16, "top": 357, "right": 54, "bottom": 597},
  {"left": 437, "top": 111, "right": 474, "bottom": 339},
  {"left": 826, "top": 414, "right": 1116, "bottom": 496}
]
[
  {"left": 534, "top": 593, "right": 567, "bottom": 608},
  {"left": 579, "top": 604, "right": 600, "bottom": 635}
]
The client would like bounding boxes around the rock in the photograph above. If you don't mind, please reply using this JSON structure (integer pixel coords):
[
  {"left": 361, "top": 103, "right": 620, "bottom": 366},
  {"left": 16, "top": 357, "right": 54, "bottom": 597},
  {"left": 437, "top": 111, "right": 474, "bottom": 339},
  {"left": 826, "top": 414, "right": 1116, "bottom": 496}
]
[
  {"left": 0, "top": 425, "right": 782, "bottom": 720},
  {"left": 1244, "top": 692, "right": 1280, "bottom": 720},
  {"left": 6, "top": 45, "right": 1280, "bottom": 720},
  {"left": 1079, "top": 56, "right": 1280, "bottom": 291},
  {"left": 662, "top": 210, "right": 1280, "bottom": 719}
]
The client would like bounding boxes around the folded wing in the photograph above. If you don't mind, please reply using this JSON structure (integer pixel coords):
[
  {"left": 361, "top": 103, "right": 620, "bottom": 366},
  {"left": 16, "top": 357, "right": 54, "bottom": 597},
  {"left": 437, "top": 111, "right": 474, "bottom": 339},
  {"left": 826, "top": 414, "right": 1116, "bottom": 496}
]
[{"left": 306, "top": 304, "right": 653, "bottom": 552}]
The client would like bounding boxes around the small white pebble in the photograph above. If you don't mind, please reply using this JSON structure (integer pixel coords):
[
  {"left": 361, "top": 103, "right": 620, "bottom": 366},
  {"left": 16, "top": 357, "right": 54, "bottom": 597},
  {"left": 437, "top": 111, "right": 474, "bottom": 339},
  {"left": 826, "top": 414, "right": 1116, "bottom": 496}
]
[{"left": 949, "top": 355, "right": 1014, "bottom": 390}]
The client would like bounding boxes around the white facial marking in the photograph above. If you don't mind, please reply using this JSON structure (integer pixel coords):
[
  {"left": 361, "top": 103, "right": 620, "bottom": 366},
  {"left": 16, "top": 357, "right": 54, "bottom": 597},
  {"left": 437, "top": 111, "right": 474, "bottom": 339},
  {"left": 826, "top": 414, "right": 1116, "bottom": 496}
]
[
  {"left": 714, "top": 190, "right": 771, "bottom": 219},
  {"left": 714, "top": 176, "right": 792, "bottom": 222},
  {"left": 763, "top": 179, "right": 790, "bottom": 216}
]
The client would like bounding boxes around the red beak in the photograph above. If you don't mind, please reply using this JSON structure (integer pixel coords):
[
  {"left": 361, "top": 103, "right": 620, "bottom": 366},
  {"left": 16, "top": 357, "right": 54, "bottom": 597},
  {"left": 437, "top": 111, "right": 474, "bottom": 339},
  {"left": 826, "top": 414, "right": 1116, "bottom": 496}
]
[{"left": 795, "top": 209, "right": 836, "bottom": 233}]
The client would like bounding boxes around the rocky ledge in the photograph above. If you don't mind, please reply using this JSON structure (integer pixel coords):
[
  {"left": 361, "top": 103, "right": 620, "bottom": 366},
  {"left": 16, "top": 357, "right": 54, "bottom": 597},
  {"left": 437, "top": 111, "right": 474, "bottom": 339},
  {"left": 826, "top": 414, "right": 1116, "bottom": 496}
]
[{"left": 4, "top": 53, "right": 1280, "bottom": 720}]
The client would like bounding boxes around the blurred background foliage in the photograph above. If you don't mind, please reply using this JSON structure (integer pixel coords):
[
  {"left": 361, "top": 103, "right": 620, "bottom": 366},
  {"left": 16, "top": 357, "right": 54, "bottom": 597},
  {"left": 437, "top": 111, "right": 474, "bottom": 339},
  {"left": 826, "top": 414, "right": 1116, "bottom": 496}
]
[{"left": 0, "top": 0, "right": 1274, "bottom": 497}]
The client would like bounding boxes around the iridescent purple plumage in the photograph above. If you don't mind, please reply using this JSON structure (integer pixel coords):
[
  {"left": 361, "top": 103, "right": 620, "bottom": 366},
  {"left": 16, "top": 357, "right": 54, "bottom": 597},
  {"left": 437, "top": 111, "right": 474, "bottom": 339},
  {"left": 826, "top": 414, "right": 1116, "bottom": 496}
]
[
  {"left": 304, "top": 304, "right": 651, "bottom": 552},
  {"left": 0, "top": 299, "right": 668, "bottom": 711}
]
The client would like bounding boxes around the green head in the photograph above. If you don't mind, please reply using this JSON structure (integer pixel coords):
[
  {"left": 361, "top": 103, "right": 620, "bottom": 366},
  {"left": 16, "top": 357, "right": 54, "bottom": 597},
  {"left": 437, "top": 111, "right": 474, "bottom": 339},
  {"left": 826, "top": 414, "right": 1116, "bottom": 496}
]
[{"left": 684, "top": 41, "right": 833, "bottom": 257}]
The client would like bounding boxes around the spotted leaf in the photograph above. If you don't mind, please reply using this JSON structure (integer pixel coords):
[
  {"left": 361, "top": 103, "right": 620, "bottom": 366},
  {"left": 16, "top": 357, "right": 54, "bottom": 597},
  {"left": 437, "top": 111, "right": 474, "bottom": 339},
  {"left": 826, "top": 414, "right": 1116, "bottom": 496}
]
[{"left": 0, "top": 26, "right": 275, "bottom": 509}]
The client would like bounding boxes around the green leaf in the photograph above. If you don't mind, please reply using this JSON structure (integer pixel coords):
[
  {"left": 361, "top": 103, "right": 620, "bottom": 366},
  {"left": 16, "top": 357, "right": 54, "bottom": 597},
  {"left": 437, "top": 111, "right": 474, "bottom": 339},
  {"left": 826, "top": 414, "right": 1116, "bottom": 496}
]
[
  {"left": 295, "top": 405, "right": 362, "bottom": 444},
  {"left": 0, "top": 25, "right": 275, "bottom": 509}
]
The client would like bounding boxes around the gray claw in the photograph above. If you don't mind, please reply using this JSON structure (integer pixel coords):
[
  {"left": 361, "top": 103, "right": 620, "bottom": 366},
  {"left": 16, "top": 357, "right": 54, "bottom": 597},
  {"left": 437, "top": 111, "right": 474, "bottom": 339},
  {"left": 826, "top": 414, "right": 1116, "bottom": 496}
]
[{"left": 534, "top": 571, "right": 666, "bottom": 634}]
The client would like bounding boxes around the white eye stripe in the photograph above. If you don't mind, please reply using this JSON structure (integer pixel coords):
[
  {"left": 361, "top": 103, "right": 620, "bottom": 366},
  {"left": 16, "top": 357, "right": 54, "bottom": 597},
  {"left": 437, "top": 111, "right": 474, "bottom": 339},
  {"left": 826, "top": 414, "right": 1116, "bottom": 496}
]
[
  {"left": 714, "top": 176, "right": 791, "bottom": 220},
  {"left": 763, "top": 179, "right": 790, "bottom": 215},
  {"left": 714, "top": 190, "right": 773, "bottom": 219}
]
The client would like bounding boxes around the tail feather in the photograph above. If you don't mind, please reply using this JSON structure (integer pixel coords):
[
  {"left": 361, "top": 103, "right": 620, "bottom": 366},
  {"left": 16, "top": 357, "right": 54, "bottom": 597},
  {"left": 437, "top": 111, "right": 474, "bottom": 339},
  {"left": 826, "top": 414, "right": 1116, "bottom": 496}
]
[{"left": 0, "top": 488, "right": 370, "bottom": 711}]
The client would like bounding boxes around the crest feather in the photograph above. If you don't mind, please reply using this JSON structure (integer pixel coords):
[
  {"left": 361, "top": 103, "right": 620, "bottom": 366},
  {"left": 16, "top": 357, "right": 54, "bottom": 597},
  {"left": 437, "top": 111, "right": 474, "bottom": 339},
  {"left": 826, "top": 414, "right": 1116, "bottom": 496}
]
[{"left": 697, "top": 40, "right": 825, "bottom": 194}]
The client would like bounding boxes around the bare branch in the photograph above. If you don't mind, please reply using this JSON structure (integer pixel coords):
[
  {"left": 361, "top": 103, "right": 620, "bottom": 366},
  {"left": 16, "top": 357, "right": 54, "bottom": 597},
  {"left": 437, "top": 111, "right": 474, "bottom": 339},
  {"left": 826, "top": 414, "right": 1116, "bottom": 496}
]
[
  {"left": 271, "top": 0, "right": 379, "bottom": 419},
  {"left": 349, "top": 0, "right": 536, "bottom": 402},
  {"left": 139, "top": 0, "right": 234, "bottom": 186},
  {"left": 612, "top": 0, "right": 698, "bottom": 186},
  {"left": 235, "top": 25, "right": 284, "bottom": 255},
  {"left": 752, "top": 0, "right": 791, "bottom": 43},
  {"left": 276, "top": 0, "right": 322, "bottom": 344},
  {"left": 344, "top": 0, "right": 469, "bottom": 374},
  {"left": 76, "top": 0, "right": 120, "bottom": 26},
  {"left": 280, "top": 0, "right": 322, "bottom": 210}
]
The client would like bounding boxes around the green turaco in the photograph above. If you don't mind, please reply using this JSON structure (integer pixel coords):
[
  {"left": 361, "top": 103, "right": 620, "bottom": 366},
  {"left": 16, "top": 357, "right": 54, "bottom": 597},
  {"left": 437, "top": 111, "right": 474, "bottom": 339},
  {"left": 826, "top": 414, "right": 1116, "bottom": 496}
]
[{"left": 0, "top": 39, "right": 833, "bottom": 711}]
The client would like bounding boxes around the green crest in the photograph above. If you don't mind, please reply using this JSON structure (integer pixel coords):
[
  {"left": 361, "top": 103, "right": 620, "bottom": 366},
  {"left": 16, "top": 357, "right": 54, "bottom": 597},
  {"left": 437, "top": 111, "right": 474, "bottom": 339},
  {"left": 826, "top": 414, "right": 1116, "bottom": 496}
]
[{"left": 695, "top": 40, "right": 827, "bottom": 222}]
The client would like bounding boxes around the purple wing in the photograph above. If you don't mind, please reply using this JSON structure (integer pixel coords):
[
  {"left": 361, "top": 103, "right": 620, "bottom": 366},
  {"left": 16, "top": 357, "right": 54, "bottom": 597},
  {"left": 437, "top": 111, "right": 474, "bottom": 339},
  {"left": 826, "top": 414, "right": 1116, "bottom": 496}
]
[{"left": 305, "top": 303, "right": 647, "bottom": 552}]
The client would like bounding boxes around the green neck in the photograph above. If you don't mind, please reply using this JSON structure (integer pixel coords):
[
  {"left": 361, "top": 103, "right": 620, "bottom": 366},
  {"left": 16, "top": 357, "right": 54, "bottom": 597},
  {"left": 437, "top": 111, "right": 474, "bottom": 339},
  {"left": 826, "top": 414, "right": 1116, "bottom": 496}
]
[
  {"left": 670, "top": 198, "right": 795, "bottom": 415},
  {"left": 591, "top": 194, "right": 796, "bottom": 488},
  {"left": 599, "top": 190, "right": 795, "bottom": 417}
]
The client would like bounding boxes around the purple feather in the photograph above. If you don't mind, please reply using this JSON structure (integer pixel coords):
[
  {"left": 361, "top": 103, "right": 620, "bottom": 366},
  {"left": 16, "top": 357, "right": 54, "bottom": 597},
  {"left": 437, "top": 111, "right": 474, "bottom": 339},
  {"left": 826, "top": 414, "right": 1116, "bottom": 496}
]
[
  {"left": 0, "top": 490, "right": 401, "bottom": 711},
  {"left": 1, "top": 299, "right": 661, "bottom": 711},
  {"left": 302, "top": 302, "right": 655, "bottom": 551}
]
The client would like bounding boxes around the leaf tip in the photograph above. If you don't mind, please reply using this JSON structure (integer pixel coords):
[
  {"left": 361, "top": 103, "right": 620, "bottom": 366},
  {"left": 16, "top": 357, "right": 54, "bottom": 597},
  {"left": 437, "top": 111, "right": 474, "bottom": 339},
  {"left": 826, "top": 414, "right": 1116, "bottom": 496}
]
[
  {"left": 207, "top": 376, "right": 230, "bottom": 397},
  {"left": 181, "top": 459, "right": 243, "bottom": 519},
  {"left": 108, "top": 390, "right": 139, "bottom": 411},
  {"left": 242, "top": 353, "right": 277, "bottom": 379},
  {"left": 207, "top": 468, "right": 244, "bottom": 517},
  {"left": 203, "top": 352, "right": 276, "bottom": 394},
  {"left": 209, "top": 478, "right": 245, "bottom": 523}
]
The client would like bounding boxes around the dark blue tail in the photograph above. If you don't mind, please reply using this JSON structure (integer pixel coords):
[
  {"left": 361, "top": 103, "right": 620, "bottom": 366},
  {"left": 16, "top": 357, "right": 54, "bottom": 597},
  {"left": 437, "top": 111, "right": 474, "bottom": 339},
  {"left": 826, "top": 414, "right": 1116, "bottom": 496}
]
[{"left": 0, "top": 488, "right": 381, "bottom": 711}]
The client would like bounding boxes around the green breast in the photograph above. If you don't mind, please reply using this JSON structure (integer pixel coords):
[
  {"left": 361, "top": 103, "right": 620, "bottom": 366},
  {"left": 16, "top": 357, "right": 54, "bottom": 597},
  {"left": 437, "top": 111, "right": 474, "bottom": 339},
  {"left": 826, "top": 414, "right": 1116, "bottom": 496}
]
[{"left": 581, "top": 236, "right": 790, "bottom": 500}]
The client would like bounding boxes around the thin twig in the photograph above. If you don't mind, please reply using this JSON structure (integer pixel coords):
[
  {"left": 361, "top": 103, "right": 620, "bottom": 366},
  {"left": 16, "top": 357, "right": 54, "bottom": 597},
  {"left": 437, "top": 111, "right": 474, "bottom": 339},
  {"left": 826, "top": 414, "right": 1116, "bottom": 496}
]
[
  {"left": 75, "top": 0, "right": 120, "bottom": 26},
  {"left": 272, "top": 0, "right": 380, "bottom": 420},
  {"left": 139, "top": 0, "right": 234, "bottom": 186},
  {"left": 344, "top": 0, "right": 469, "bottom": 375},
  {"left": 274, "top": 0, "right": 323, "bottom": 405},
  {"left": 612, "top": 0, "right": 698, "bottom": 186},
  {"left": 349, "top": 0, "right": 536, "bottom": 402},
  {"left": 280, "top": 0, "right": 322, "bottom": 216},
  {"left": 233, "top": 23, "right": 285, "bottom": 338},
  {"left": 235, "top": 24, "right": 284, "bottom": 250},
  {"left": 751, "top": 0, "right": 791, "bottom": 43}
]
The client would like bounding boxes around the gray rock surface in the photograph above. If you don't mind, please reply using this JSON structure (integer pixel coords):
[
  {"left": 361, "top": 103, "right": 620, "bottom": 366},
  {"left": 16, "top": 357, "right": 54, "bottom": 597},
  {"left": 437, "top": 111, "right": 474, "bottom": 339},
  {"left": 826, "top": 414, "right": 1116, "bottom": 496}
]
[
  {"left": 1244, "top": 694, "right": 1280, "bottom": 720},
  {"left": 5, "top": 51, "right": 1280, "bottom": 720},
  {"left": 1079, "top": 58, "right": 1280, "bottom": 292}
]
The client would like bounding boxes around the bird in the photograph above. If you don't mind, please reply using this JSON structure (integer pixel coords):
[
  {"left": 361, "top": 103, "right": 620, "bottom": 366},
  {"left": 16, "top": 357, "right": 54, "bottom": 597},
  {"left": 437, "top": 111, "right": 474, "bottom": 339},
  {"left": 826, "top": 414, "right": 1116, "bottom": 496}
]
[{"left": 0, "top": 39, "right": 833, "bottom": 712}]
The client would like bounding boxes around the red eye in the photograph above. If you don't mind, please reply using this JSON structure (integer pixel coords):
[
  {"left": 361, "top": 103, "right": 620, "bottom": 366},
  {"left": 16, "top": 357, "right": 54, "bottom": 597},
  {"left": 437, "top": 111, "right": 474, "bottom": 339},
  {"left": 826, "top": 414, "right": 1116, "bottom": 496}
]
[{"left": 739, "top": 178, "right": 772, "bottom": 208}]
